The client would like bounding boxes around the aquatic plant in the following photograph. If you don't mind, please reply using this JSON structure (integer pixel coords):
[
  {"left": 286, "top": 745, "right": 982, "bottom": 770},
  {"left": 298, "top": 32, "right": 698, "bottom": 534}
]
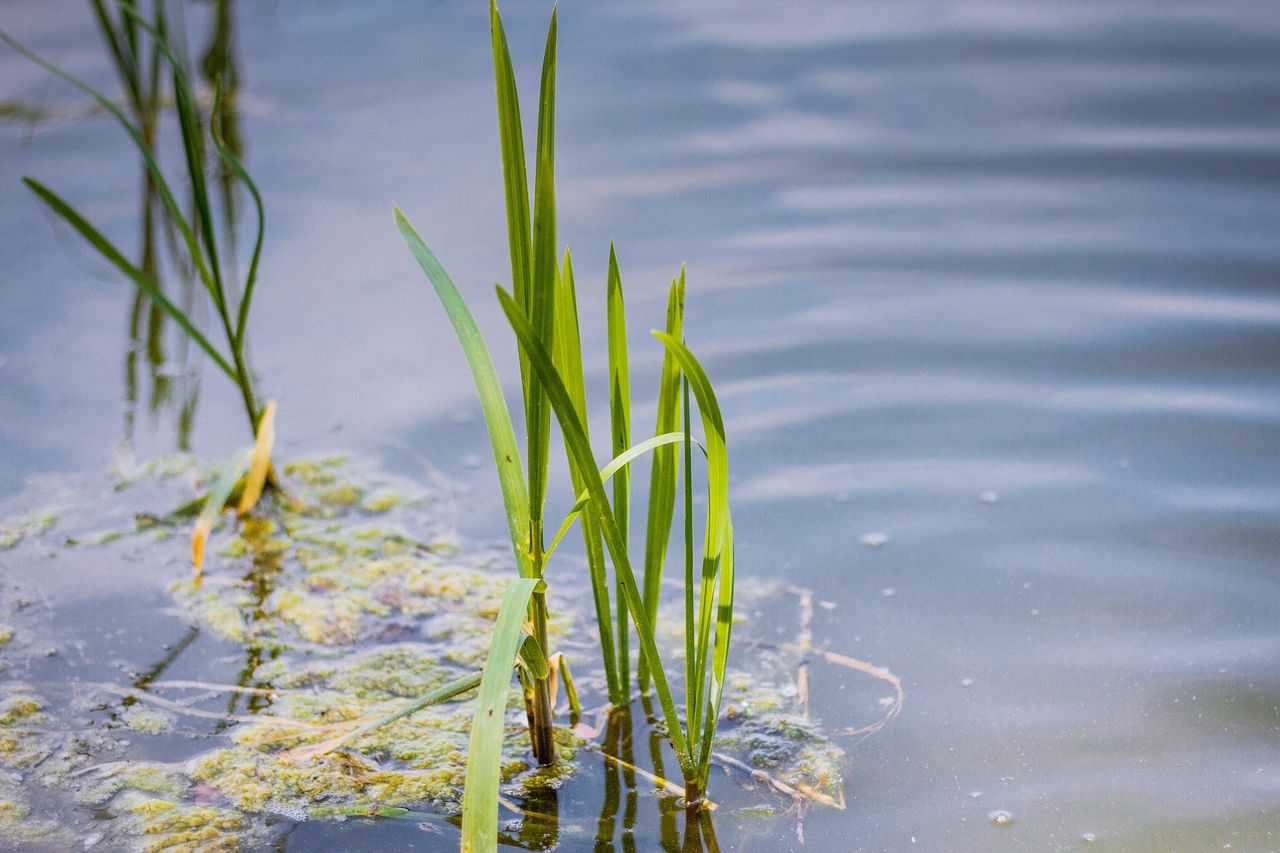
[
  {"left": 396, "top": 2, "right": 735, "bottom": 846},
  {"left": 1, "top": 0, "right": 266, "bottom": 438}
]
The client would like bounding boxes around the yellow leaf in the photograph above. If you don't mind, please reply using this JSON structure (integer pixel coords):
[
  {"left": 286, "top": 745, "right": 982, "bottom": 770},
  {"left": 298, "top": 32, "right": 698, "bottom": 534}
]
[
  {"left": 237, "top": 400, "right": 277, "bottom": 515},
  {"left": 192, "top": 516, "right": 212, "bottom": 573}
]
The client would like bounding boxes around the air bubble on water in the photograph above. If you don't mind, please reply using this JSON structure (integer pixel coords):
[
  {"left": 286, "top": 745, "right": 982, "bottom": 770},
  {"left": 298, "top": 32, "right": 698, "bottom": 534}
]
[
  {"left": 1030, "top": 608, "right": 1040, "bottom": 616},
  {"left": 1081, "top": 833, "right": 1098, "bottom": 843},
  {"left": 961, "top": 677, "right": 974, "bottom": 687},
  {"left": 969, "top": 790, "right": 982, "bottom": 798},
  {"left": 989, "top": 810, "right": 1013, "bottom": 826},
  {"left": 881, "top": 588, "right": 896, "bottom": 598},
  {"left": 860, "top": 532, "right": 888, "bottom": 548},
  {"left": 979, "top": 491, "right": 999, "bottom": 504}
]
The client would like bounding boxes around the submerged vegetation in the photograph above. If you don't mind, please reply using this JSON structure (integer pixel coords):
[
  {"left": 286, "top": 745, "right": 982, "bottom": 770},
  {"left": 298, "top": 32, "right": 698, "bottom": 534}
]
[{"left": 0, "top": 457, "right": 871, "bottom": 850}]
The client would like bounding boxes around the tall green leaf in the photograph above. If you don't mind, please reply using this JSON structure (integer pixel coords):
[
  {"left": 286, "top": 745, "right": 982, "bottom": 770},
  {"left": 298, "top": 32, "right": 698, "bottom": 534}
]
[
  {"left": 606, "top": 244, "right": 632, "bottom": 696},
  {"left": 497, "top": 286, "right": 694, "bottom": 776},
  {"left": 461, "top": 577, "right": 543, "bottom": 853},
  {"left": 525, "top": 7, "right": 558, "bottom": 558},
  {"left": 394, "top": 207, "right": 532, "bottom": 577},
  {"left": 552, "top": 251, "right": 620, "bottom": 701},
  {"left": 639, "top": 271, "right": 685, "bottom": 692},
  {"left": 653, "top": 331, "right": 732, "bottom": 780},
  {"left": 488, "top": 1, "right": 532, "bottom": 391}
]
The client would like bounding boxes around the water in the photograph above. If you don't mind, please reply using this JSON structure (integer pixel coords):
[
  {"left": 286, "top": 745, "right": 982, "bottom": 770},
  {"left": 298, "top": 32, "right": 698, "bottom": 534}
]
[{"left": 3, "top": 0, "right": 1279, "bottom": 849}]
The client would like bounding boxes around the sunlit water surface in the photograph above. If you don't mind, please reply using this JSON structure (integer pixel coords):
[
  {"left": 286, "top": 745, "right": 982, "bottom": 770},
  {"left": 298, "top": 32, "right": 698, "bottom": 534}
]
[{"left": 2, "top": 0, "right": 1278, "bottom": 850}]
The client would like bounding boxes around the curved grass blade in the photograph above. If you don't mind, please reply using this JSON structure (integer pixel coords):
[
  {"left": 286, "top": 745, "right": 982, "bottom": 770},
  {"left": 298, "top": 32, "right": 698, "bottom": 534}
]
[
  {"left": 192, "top": 450, "right": 251, "bottom": 572},
  {"left": 282, "top": 670, "right": 482, "bottom": 761},
  {"left": 22, "top": 178, "right": 236, "bottom": 382},
  {"left": 543, "top": 432, "right": 687, "bottom": 564},
  {"left": 394, "top": 206, "right": 532, "bottom": 577},
  {"left": 0, "top": 25, "right": 216, "bottom": 305},
  {"left": 639, "top": 272, "right": 685, "bottom": 692},
  {"left": 461, "top": 576, "right": 543, "bottom": 853},
  {"left": 211, "top": 80, "right": 266, "bottom": 352},
  {"left": 653, "top": 331, "right": 732, "bottom": 784},
  {"left": 498, "top": 287, "right": 694, "bottom": 776},
  {"left": 237, "top": 399, "right": 276, "bottom": 515}
]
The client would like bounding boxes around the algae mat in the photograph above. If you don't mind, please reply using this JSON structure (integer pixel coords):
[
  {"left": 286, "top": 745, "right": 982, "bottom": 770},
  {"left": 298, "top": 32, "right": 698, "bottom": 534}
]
[{"left": 0, "top": 454, "right": 881, "bottom": 850}]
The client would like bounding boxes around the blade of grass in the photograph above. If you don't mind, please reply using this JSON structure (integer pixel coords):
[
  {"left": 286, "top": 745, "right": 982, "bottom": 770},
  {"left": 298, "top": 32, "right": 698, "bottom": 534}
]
[
  {"left": 211, "top": 80, "right": 266, "bottom": 353},
  {"left": 697, "top": 514, "right": 734, "bottom": 785},
  {"left": 638, "top": 272, "right": 685, "bottom": 692},
  {"left": 543, "top": 432, "right": 687, "bottom": 564},
  {"left": 497, "top": 286, "right": 694, "bottom": 777},
  {"left": 282, "top": 670, "right": 482, "bottom": 761},
  {"left": 653, "top": 331, "right": 732, "bottom": 792},
  {"left": 237, "top": 399, "right": 276, "bottom": 515},
  {"left": 461, "top": 576, "right": 543, "bottom": 853},
  {"left": 488, "top": 0, "right": 532, "bottom": 330},
  {"left": 22, "top": 178, "right": 236, "bottom": 382},
  {"left": 394, "top": 207, "right": 532, "bottom": 578},
  {"left": 0, "top": 25, "right": 217, "bottom": 311},
  {"left": 606, "top": 244, "right": 631, "bottom": 697},
  {"left": 192, "top": 450, "right": 250, "bottom": 572},
  {"left": 525, "top": 6, "right": 558, "bottom": 570},
  {"left": 553, "top": 250, "right": 620, "bottom": 701}
]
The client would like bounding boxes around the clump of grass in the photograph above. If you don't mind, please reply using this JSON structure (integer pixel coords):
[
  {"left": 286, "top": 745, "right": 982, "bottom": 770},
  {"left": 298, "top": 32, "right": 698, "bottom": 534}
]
[
  {"left": 396, "top": 2, "right": 735, "bottom": 847},
  {"left": 1, "top": 0, "right": 266, "bottom": 439}
]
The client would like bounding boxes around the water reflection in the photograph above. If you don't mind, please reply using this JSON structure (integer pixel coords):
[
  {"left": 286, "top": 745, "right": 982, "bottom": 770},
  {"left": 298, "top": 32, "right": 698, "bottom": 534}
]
[{"left": 87, "top": 0, "right": 249, "bottom": 452}]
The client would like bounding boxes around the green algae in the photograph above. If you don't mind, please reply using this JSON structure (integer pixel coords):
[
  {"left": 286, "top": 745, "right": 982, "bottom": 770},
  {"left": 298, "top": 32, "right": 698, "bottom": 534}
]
[
  {"left": 0, "top": 453, "right": 867, "bottom": 847},
  {"left": 121, "top": 705, "right": 177, "bottom": 735}
]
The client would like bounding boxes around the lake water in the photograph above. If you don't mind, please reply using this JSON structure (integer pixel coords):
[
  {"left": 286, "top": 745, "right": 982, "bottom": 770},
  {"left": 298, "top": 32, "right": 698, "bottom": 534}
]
[{"left": 2, "top": 1, "right": 1278, "bottom": 850}]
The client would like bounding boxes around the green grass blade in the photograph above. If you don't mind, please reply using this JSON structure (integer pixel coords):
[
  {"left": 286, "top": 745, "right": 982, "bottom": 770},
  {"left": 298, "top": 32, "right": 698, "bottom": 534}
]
[
  {"left": 290, "top": 671, "right": 482, "bottom": 760},
  {"left": 498, "top": 286, "right": 694, "bottom": 776},
  {"left": 0, "top": 24, "right": 216, "bottom": 310},
  {"left": 543, "top": 432, "right": 687, "bottom": 563},
  {"left": 552, "top": 251, "right": 619, "bottom": 700},
  {"left": 606, "top": 244, "right": 632, "bottom": 696},
  {"left": 653, "top": 331, "right": 732, "bottom": 786},
  {"left": 682, "top": 377, "right": 698, "bottom": 750},
  {"left": 488, "top": 0, "right": 532, "bottom": 323},
  {"left": 461, "top": 576, "right": 543, "bottom": 853},
  {"left": 653, "top": 333, "right": 728, "bottom": 563},
  {"left": 696, "top": 514, "right": 734, "bottom": 784},
  {"left": 23, "top": 178, "right": 237, "bottom": 382},
  {"left": 192, "top": 449, "right": 251, "bottom": 569},
  {"left": 639, "top": 272, "right": 685, "bottom": 692},
  {"left": 518, "top": 632, "right": 550, "bottom": 680},
  {"left": 525, "top": 6, "right": 559, "bottom": 553},
  {"left": 211, "top": 81, "right": 266, "bottom": 353},
  {"left": 394, "top": 207, "right": 532, "bottom": 577}
]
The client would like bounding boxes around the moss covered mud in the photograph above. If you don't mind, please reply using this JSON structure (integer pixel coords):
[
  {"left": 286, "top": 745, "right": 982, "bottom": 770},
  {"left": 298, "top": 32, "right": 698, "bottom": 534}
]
[{"left": 0, "top": 455, "right": 890, "bottom": 850}]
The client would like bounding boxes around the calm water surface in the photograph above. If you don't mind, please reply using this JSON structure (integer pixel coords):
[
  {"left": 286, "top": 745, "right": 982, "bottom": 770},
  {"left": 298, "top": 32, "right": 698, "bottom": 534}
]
[{"left": 2, "top": 1, "right": 1279, "bottom": 850}]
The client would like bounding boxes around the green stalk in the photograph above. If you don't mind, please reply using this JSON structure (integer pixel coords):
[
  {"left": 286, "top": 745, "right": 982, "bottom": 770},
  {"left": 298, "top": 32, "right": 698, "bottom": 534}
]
[
  {"left": 553, "top": 251, "right": 621, "bottom": 702},
  {"left": 638, "top": 272, "right": 685, "bottom": 692},
  {"left": 606, "top": 245, "right": 631, "bottom": 699}
]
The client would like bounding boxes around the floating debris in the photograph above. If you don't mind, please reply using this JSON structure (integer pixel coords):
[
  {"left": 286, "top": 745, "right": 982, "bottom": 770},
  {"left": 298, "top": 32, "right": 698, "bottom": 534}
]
[{"left": 989, "top": 809, "right": 1013, "bottom": 826}]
